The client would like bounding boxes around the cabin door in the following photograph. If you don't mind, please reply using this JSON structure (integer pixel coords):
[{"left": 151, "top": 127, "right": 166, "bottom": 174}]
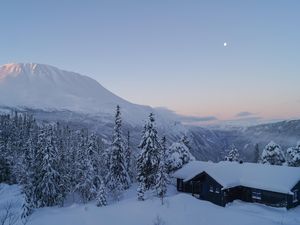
[{"left": 193, "top": 181, "right": 202, "bottom": 197}]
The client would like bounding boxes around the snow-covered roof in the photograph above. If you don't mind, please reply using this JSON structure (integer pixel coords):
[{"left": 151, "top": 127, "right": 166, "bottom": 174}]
[{"left": 173, "top": 161, "right": 300, "bottom": 194}]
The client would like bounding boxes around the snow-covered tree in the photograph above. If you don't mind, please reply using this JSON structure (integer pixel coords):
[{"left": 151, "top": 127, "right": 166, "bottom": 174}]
[
  {"left": 0, "top": 112, "right": 114, "bottom": 208},
  {"left": 88, "top": 133, "right": 101, "bottom": 171},
  {"left": 225, "top": 146, "right": 239, "bottom": 162},
  {"left": 52, "top": 123, "right": 72, "bottom": 206},
  {"left": 87, "top": 132, "right": 103, "bottom": 191},
  {"left": 124, "top": 131, "right": 133, "bottom": 181},
  {"left": 286, "top": 141, "right": 300, "bottom": 167},
  {"left": 261, "top": 141, "right": 286, "bottom": 165},
  {"left": 21, "top": 137, "right": 36, "bottom": 219},
  {"left": 107, "top": 105, "right": 130, "bottom": 200},
  {"left": 0, "top": 156, "right": 10, "bottom": 183},
  {"left": 137, "top": 180, "right": 146, "bottom": 201},
  {"left": 36, "top": 126, "right": 62, "bottom": 207},
  {"left": 96, "top": 179, "right": 107, "bottom": 207},
  {"left": 137, "top": 113, "right": 161, "bottom": 192},
  {"left": 22, "top": 189, "right": 34, "bottom": 221},
  {"left": 68, "top": 132, "right": 78, "bottom": 188},
  {"left": 166, "top": 141, "right": 195, "bottom": 173},
  {"left": 180, "top": 135, "right": 192, "bottom": 151},
  {"left": 77, "top": 159, "right": 97, "bottom": 203},
  {"left": 155, "top": 137, "right": 169, "bottom": 205},
  {"left": 75, "top": 129, "right": 97, "bottom": 203}
]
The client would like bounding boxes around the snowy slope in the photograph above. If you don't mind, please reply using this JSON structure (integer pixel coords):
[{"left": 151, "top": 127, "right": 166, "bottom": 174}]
[
  {"left": 1, "top": 184, "right": 299, "bottom": 225},
  {"left": 0, "top": 63, "right": 183, "bottom": 127}
]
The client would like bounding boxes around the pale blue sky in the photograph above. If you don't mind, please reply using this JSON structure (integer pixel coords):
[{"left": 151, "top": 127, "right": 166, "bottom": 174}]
[{"left": 0, "top": 0, "right": 299, "bottom": 121}]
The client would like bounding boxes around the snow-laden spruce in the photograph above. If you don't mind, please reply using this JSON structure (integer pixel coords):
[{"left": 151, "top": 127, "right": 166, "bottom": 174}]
[
  {"left": 75, "top": 130, "right": 97, "bottom": 203},
  {"left": 136, "top": 113, "right": 161, "bottom": 200},
  {"left": 224, "top": 145, "right": 240, "bottom": 162},
  {"left": 96, "top": 179, "right": 107, "bottom": 207},
  {"left": 166, "top": 137, "right": 195, "bottom": 173},
  {"left": 261, "top": 141, "right": 286, "bottom": 165},
  {"left": 180, "top": 135, "right": 192, "bottom": 151},
  {"left": 0, "top": 112, "right": 109, "bottom": 216},
  {"left": 155, "top": 137, "right": 169, "bottom": 205},
  {"left": 137, "top": 181, "right": 146, "bottom": 201},
  {"left": 34, "top": 126, "right": 63, "bottom": 207},
  {"left": 125, "top": 131, "right": 135, "bottom": 182},
  {"left": 21, "top": 127, "right": 37, "bottom": 219},
  {"left": 287, "top": 141, "right": 300, "bottom": 167},
  {"left": 106, "top": 105, "right": 131, "bottom": 200}
]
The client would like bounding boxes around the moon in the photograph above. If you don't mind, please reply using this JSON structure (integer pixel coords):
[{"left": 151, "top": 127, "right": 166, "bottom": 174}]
[{"left": 223, "top": 42, "right": 228, "bottom": 47}]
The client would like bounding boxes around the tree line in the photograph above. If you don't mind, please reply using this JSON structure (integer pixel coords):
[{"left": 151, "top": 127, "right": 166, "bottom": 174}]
[
  {"left": 224, "top": 141, "right": 300, "bottom": 166},
  {"left": 0, "top": 108, "right": 194, "bottom": 222}
]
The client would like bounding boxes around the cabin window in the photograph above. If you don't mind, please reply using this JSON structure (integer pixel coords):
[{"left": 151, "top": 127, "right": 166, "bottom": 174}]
[
  {"left": 178, "top": 180, "right": 183, "bottom": 191},
  {"left": 293, "top": 190, "right": 298, "bottom": 203},
  {"left": 252, "top": 190, "right": 262, "bottom": 200},
  {"left": 215, "top": 187, "right": 220, "bottom": 194},
  {"left": 209, "top": 185, "right": 214, "bottom": 192}
]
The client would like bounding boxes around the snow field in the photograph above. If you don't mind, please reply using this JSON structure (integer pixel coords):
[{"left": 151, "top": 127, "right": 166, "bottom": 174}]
[{"left": 1, "top": 184, "right": 299, "bottom": 225}]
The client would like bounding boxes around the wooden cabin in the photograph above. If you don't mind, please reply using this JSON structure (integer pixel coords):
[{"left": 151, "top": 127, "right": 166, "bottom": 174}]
[{"left": 173, "top": 161, "right": 300, "bottom": 209}]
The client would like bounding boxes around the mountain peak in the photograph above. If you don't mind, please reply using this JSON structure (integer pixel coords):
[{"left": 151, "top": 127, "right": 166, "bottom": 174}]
[
  {"left": 0, "top": 62, "right": 155, "bottom": 125},
  {"left": 1, "top": 63, "right": 38, "bottom": 71},
  {"left": 0, "top": 63, "right": 68, "bottom": 79}
]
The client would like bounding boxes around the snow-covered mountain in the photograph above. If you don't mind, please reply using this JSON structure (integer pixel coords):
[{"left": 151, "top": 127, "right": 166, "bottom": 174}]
[
  {"left": 0, "top": 63, "right": 183, "bottom": 128},
  {"left": 168, "top": 119, "right": 299, "bottom": 162},
  {"left": 0, "top": 63, "right": 225, "bottom": 160},
  {"left": 1, "top": 63, "right": 299, "bottom": 162}
]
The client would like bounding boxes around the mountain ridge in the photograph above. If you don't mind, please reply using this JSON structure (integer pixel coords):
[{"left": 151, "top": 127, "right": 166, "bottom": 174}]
[
  {"left": 1, "top": 63, "right": 299, "bottom": 162},
  {"left": 0, "top": 63, "right": 184, "bottom": 127}
]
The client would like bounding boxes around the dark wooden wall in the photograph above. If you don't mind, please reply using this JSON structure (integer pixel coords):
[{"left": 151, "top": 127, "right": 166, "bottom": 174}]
[
  {"left": 288, "top": 181, "right": 300, "bottom": 209},
  {"left": 177, "top": 175, "right": 300, "bottom": 209},
  {"left": 177, "top": 172, "right": 224, "bottom": 206}
]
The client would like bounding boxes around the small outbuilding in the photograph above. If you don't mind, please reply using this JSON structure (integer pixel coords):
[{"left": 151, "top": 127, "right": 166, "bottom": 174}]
[{"left": 173, "top": 161, "right": 300, "bottom": 209}]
